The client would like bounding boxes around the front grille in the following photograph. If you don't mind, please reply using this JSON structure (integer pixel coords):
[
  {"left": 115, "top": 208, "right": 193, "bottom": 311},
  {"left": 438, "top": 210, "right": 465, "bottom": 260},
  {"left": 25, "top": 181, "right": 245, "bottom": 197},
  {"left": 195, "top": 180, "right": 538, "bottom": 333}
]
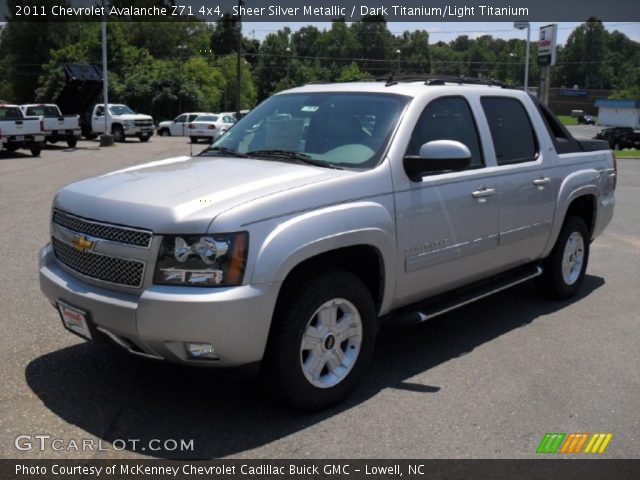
[
  {"left": 53, "top": 210, "right": 152, "bottom": 247},
  {"left": 134, "top": 120, "right": 153, "bottom": 127},
  {"left": 52, "top": 238, "right": 145, "bottom": 288}
]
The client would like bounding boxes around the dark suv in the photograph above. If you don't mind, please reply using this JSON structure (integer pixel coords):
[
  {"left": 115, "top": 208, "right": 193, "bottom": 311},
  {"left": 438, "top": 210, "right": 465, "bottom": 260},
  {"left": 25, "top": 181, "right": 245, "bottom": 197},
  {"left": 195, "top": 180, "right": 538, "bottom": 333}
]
[{"left": 595, "top": 127, "right": 640, "bottom": 150}]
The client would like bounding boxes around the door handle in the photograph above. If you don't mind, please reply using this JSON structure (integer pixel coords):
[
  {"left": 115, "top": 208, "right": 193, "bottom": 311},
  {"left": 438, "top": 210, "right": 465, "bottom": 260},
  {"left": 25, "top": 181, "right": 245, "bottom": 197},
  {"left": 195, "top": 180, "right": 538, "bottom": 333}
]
[
  {"left": 533, "top": 177, "right": 551, "bottom": 187},
  {"left": 471, "top": 187, "right": 496, "bottom": 198}
]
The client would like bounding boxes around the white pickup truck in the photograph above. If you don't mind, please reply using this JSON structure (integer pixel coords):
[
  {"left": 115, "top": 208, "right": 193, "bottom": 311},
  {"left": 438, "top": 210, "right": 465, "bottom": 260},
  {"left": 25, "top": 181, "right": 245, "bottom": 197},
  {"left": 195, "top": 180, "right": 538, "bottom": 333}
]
[
  {"left": 20, "top": 104, "right": 81, "bottom": 148},
  {"left": 39, "top": 79, "right": 616, "bottom": 410},
  {"left": 83, "top": 104, "right": 154, "bottom": 142},
  {"left": 0, "top": 104, "right": 44, "bottom": 156}
]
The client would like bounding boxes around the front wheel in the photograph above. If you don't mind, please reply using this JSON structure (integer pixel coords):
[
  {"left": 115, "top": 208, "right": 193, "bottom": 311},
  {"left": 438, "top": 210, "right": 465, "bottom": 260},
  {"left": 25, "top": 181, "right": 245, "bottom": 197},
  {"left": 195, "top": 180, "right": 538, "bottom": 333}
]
[
  {"left": 264, "top": 269, "right": 377, "bottom": 411},
  {"left": 538, "top": 216, "right": 590, "bottom": 299},
  {"left": 112, "top": 125, "right": 125, "bottom": 143},
  {"left": 138, "top": 135, "right": 150, "bottom": 143}
]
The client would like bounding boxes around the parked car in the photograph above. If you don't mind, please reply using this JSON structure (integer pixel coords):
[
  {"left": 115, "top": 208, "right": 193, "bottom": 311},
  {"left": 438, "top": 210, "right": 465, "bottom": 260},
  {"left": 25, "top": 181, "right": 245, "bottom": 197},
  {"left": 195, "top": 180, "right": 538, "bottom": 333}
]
[
  {"left": 577, "top": 114, "right": 595, "bottom": 125},
  {"left": 0, "top": 104, "right": 44, "bottom": 156},
  {"left": 83, "top": 104, "right": 154, "bottom": 142},
  {"left": 20, "top": 103, "right": 81, "bottom": 148},
  {"left": 156, "top": 112, "right": 214, "bottom": 137},
  {"left": 594, "top": 126, "right": 640, "bottom": 150},
  {"left": 187, "top": 114, "right": 236, "bottom": 143},
  {"left": 39, "top": 80, "right": 616, "bottom": 410}
]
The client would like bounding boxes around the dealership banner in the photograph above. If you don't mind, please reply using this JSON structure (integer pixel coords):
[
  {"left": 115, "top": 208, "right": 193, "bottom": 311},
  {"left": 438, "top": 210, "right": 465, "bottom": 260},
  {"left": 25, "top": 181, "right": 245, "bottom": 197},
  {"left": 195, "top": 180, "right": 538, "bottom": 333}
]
[
  {"left": 2, "top": 459, "right": 640, "bottom": 480},
  {"left": 1, "top": 0, "right": 639, "bottom": 22}
]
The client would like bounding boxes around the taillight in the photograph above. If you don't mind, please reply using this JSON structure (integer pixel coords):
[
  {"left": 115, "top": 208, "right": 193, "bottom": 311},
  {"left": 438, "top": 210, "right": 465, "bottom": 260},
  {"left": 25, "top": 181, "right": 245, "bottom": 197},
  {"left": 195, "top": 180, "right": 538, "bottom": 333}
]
[
  {"left": 207, "top": 124, "right": 216, "bottom": 130},
  {"left": 188, "top": 123, "right": 194, "bottom": 129}
]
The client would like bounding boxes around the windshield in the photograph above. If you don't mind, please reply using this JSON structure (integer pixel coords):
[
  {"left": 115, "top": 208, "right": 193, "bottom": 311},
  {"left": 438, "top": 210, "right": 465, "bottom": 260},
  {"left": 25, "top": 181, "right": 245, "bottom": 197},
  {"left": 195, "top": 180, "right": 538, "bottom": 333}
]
[
  {"left": 208, "top": 91, "right": 410, "bottom": 169},
  {"left": 109, "top": 105, "right": 135, "bottom": 115}
]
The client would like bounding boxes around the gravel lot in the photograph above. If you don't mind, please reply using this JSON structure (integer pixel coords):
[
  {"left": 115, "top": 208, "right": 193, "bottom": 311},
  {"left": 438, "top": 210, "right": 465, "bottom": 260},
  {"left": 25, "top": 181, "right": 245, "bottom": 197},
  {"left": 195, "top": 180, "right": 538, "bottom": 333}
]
[{"left": 1, "top": 136, "right": 638, "bottom": 459}]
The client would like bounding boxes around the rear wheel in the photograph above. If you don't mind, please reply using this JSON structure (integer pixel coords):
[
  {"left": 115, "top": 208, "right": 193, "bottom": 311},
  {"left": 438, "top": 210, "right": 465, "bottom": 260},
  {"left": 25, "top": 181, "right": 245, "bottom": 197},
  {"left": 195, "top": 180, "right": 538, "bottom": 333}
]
[
  {"left": 138, "top": 134, "right": 150, "bottom": 143},
  {"left": 30, "top": 145, "right": 42, "bottom": 157},
  {"left": 264, "top": 269, "right": 377, "bottom": 411},
  {"left": 538, "top": 216, "right": 589, "bottom": 299},
  {"left": 190, "top": 137, "right": 198, "bottom": 144},
  {"left": 83, "top": 133, "right": 98, "bottom": 140},
  {"left": 5, "top": 144, "right": 19, "bottom": 152},
  {"left": 67, "top": 137, "right": 78, "bottom": 148}
]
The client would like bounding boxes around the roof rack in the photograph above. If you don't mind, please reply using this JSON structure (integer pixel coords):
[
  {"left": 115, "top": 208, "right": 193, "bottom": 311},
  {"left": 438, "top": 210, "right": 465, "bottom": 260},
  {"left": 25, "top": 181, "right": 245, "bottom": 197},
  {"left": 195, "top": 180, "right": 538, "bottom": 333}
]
[{"left": 377, "top": 74, "right": 506, "bottom": 88}]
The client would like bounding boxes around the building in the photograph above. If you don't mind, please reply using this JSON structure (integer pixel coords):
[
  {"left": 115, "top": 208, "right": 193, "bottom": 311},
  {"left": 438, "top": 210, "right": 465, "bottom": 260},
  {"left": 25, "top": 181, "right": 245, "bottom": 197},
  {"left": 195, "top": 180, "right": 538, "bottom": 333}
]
[{"left": 595, "top": 99, "right": 640, "bottom": 128}]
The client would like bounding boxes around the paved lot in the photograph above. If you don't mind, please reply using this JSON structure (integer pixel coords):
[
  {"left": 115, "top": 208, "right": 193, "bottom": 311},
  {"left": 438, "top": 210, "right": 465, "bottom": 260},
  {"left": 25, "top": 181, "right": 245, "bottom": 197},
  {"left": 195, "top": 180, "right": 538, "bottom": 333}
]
[{"left": 1, "top": 137, "right": 638, "bottom": 459}]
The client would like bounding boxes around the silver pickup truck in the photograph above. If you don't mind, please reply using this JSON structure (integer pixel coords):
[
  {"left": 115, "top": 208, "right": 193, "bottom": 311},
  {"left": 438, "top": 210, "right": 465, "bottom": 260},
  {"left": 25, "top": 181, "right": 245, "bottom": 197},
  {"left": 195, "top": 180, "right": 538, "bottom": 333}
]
[{"left": 39, "top": 80, "right": 616, "bottom": 410}]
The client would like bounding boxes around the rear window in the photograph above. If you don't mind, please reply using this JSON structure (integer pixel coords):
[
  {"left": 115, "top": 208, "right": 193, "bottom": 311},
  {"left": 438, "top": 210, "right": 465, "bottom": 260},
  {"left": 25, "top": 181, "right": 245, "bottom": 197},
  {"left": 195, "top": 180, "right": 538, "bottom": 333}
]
[
  {"left": 196, "top": 115, "right": 218, "bottom": 122},
  {"left": 481, "top": 97, "right": 538, "bottom": 165},
  {"left": 25, "top": 105, "right": 60, "bottom": 117},
  {"left": 0, "top": 107, "right": 22, "bottom": 119}
]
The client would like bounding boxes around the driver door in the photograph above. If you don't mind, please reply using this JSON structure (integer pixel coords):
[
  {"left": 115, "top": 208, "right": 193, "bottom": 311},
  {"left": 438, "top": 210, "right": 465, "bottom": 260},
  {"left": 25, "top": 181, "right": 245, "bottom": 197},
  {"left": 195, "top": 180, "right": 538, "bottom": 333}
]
[{"left": 393, "top": 96, "right": 499, "bottom": 305}]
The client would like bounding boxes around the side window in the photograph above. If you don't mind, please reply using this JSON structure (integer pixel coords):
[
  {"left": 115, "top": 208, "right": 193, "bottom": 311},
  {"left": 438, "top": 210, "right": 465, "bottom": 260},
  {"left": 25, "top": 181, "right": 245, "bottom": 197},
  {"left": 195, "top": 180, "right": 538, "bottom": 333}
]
[
  {"left": 406, "top": 96, "right": 484, "bottom": 168},
  {"left": 95, "top": 106, "right": 104, "bottom": 117},
  {"left": 175, "top": 114, "right": 187, "bottom": 123},
  {"left": 481, "top": 97, "right": 538, "bottom": 165}
]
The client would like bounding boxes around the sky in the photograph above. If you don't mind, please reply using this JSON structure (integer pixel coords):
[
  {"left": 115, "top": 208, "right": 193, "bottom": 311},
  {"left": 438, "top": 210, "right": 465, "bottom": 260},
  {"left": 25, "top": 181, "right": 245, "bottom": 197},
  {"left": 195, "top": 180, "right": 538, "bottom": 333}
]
[{"left": 242, "top": 21, "right": 640, "bottom": 44}]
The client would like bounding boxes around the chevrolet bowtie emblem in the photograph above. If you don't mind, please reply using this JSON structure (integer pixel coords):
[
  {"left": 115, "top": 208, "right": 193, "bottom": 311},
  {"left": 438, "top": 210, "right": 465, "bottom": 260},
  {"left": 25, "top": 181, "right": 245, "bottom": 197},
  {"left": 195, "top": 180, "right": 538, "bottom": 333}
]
[{"left": 71, "top": 235, "right": 94, "bottom": 253}]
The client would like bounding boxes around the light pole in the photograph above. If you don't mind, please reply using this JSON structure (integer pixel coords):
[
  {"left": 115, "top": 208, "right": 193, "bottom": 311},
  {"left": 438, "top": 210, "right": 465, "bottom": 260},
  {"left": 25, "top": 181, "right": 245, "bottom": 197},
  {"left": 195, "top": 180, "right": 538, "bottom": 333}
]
[
  {"left": 285, "top": 47, "right": 291, "bottom": 86},
  {"left": 99, "top": 0, "right": 113, "bottom": 146},
  {"left": 514, "top": 21, "right": 530, "bottom": 93},
  {"left": 176, "top": 44, "right": 187, "bottom": 115},
  {"left": 396, "top": 49, "right": 401, "bottom": 76},
  {"left": 235, "top": 0, "right": 242, "bottom": 119}
]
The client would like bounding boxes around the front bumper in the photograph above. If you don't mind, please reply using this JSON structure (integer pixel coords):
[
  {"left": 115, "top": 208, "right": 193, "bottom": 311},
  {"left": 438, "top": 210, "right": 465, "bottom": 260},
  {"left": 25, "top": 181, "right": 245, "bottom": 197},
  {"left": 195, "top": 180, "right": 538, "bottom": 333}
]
[
  {"left": 123, "top": 126, "right": 154, "bottom": 137},
  {"left": 39, "top": 244, "right": 280, "bottom": 366}
]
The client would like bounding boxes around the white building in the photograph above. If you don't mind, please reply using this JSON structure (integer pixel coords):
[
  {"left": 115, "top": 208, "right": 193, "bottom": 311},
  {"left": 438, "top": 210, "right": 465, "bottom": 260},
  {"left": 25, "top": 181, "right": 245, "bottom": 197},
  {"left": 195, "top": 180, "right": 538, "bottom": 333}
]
[{"left": 595, "top": 99, "right": 640, "bottom": 128}]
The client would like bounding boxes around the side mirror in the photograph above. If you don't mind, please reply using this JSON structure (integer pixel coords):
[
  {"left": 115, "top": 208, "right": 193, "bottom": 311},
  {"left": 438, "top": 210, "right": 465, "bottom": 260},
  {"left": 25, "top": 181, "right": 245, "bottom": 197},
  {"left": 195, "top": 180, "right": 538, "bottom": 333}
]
[{"left": 404, "top": 140, "right": 472, "bottom": 181}]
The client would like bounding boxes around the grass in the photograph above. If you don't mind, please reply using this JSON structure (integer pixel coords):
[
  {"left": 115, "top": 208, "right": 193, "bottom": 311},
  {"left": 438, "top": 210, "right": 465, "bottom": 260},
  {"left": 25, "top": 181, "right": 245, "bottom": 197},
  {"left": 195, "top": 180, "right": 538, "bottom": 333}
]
[
  {"left": 558, "top": 115, "right": 598, "bottom": 126},
  {"left": 615, "top": 149, "right": 640, "bottom": 158}
]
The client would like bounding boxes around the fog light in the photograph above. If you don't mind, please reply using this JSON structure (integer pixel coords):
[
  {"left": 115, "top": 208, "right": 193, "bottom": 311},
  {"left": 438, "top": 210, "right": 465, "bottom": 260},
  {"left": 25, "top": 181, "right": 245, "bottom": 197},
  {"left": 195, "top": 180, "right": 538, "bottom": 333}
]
[{"left": 185, "top": 342, "right": 219, "bottom": 360}]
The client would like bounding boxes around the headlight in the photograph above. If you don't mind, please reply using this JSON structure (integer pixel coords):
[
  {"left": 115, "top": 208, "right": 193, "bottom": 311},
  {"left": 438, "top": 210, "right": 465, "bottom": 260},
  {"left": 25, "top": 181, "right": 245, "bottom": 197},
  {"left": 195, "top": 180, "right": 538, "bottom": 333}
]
[
  {"left": 154, "top": 232, "right": 248, "bottom": 287},
  {"left": 123, "top": 120, "right": 133, "bottom": 127}
]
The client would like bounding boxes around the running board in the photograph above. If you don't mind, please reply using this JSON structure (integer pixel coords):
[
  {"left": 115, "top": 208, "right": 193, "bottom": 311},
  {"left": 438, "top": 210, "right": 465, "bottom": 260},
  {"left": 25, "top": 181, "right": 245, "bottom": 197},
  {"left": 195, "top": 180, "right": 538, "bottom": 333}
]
[{"left": 387, "top": 264, "right": 543, "bottom": 326}]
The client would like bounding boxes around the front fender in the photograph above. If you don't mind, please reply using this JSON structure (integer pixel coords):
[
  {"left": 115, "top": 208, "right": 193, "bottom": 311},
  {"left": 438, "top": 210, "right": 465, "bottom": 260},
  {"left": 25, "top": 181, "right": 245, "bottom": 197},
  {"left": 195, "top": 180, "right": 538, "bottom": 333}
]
[{"left": 250, "top": 201, "right": 397, "bottom": 314}]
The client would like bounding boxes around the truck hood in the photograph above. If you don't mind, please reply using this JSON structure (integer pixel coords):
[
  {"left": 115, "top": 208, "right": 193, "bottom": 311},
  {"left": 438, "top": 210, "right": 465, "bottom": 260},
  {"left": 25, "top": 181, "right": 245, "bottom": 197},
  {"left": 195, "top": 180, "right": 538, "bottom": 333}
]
[{"left": 54, "top": 156, "right": 348, "bottom": 233}]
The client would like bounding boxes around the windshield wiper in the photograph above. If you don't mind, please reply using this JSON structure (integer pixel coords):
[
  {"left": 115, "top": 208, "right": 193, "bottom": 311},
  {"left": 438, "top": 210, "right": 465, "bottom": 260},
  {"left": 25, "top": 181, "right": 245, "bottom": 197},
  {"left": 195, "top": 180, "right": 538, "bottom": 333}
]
[
  {"left": 200, "top": 146, "right": 247, "bottom": 158},
  {"left": 246, "top": 149, "right": 342, "bottom": 169}
]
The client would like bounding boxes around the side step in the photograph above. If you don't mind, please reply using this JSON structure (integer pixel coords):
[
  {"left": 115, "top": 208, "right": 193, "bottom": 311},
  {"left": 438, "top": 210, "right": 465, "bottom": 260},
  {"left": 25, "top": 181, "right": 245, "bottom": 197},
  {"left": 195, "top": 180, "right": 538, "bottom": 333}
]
[{"left": 386, "top": 264, "right": 543, "bottom": 326}]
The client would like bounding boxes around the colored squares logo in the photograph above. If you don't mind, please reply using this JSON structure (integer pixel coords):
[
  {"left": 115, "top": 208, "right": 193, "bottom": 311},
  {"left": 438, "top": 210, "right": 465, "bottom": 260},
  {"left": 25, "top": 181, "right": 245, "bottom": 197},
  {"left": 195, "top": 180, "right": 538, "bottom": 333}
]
[{"left": 537, "top": 433, "right": 613, "bottom": 454}]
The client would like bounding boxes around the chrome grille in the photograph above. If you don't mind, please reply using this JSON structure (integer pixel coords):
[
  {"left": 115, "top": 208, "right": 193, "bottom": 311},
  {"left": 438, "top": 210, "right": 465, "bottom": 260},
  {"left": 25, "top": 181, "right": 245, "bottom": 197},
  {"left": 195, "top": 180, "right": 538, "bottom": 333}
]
[
  {"left": 52, "top": 238, "right": 145, "bottom": 288},
  {"left": 53, "top": 210, "right": 151, "bottom": 247},
  {"left": 134, "top": 120, "right": 153, "bottom": 127}
]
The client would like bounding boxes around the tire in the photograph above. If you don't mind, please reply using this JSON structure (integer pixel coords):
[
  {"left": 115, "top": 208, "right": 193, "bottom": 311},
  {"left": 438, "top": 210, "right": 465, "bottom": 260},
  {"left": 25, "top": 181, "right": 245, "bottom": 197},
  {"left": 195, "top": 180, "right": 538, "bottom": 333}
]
[
  {"left": 30, "top": 145, "right": 42, "bottom": 157},
  {"left": 67, "top": 137, "right": 78, "bottom": 148},
  {"left": 190, "top": 137, "right": 198, "bottom": 144},
  {"left": 538, "top": 216, "right": 589, "bottom": 300},
  {"left": 158, "top": 128, "right": 170, "bottom": 137},
  {"left": 112, "top": 125, "right": 125, "bottom": 143},
  {"left": 138, "top": 135, "right": 150, "bottom": 143},
  {"left": 264, "top": 269, "right": 377, "bottom": 411},
  {"left": 48, "top": 139, "right": 58, "bottom": 144},
  {"left": 84, "top": 133, "right": 98, "bottom": 140},
  {"left": 5, "top": 144, "right": 19, "bottom": 152}
]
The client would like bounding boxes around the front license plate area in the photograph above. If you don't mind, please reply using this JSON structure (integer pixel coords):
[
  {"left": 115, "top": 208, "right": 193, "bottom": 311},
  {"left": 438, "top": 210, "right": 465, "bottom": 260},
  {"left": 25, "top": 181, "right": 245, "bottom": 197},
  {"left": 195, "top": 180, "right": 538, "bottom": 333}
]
[{"left": 57, "top": 301, "right": 93, "bottom": 340}]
